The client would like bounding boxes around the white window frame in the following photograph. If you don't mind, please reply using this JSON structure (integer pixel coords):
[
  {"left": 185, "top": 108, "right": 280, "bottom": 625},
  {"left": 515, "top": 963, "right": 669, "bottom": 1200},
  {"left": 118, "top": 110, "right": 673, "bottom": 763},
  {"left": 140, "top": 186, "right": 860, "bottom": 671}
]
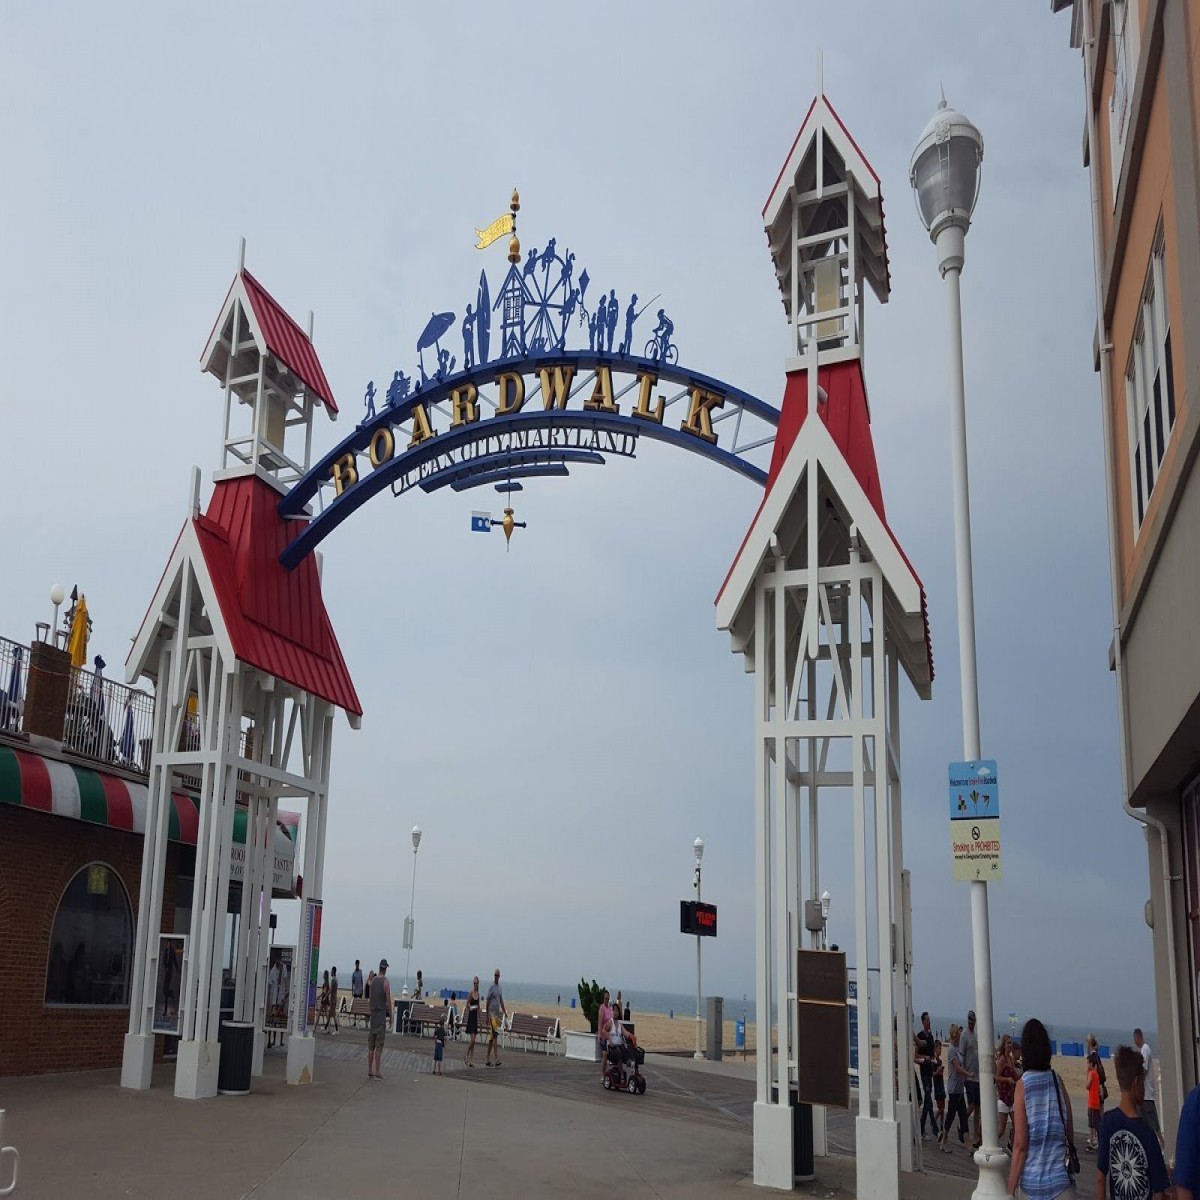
[
  {"left": 1108, "top": 0, "right": 1139, "bottom": 201},
  {"left": 1126, "top": 226, "right": 1176, "bottom": 534}
]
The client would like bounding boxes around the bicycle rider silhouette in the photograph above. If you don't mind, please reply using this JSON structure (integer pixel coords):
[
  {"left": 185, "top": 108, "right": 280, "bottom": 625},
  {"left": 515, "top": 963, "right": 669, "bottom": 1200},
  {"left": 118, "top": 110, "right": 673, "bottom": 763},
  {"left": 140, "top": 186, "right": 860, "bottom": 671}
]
[{"left": 651, "top": 308, "right": 674, "bottom": 359}]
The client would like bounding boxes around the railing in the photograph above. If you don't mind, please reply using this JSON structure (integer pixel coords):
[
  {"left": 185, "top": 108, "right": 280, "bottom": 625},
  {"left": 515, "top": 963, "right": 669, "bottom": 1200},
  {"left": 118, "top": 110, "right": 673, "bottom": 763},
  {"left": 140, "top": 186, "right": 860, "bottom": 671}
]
[
  {"left": 0, "top": 637, "right": 28, "bottom": 737},
  {"left": 62, "top": 660, "right": 155, "bottom": 775}
]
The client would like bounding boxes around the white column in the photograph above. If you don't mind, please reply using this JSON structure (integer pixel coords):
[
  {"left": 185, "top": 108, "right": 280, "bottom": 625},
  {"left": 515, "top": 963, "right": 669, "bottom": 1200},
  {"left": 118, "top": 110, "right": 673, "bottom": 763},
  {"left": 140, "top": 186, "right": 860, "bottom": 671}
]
[{"left": 122, "top": 639, "right": 175, "bottom": 1090}]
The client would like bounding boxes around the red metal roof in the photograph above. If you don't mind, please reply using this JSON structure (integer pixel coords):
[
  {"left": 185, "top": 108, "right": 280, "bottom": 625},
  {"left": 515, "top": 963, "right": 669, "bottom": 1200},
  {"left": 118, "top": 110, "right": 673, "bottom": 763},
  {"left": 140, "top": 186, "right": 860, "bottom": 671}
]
[
  {"left": 240, "top": 270, "right": 339, "bottom": 415},
  {"left": 194, "top": 476, "right": 362, "bottom": 715},
  {"left": 717, "top": 359, "right": 933, "bottom": 681}
]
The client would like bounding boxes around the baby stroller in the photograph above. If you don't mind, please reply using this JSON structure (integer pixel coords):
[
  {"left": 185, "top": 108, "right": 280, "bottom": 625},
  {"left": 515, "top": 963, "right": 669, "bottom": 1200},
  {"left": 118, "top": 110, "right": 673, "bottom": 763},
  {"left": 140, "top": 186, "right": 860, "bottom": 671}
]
[{"left": 603, "top": 1037, "right": 647, "bottom": 1095}]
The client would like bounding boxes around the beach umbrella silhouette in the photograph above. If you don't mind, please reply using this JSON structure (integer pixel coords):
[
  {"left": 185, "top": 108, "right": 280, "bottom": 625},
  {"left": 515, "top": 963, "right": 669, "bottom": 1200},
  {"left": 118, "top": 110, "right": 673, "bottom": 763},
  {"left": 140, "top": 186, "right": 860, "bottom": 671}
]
[
  {"left": 417, "top": 311, "right": 455, "bottom": 377},
  {"left": 67, "top": 594, "right": 90, "bottom": 668}
]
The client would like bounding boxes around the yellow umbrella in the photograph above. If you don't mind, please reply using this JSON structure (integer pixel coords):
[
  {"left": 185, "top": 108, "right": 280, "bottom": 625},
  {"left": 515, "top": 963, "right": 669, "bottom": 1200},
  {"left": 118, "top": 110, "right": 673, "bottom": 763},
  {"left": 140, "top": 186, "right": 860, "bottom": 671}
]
[{"left": 67, "top": 594, "right": 90, "bottom": 668}]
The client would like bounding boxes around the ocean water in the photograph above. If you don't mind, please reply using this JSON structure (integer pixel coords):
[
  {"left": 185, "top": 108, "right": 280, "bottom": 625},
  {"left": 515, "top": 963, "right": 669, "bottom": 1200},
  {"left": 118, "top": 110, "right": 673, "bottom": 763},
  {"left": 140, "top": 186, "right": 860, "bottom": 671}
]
[{"left": 415, "top": 977, "right": 1155, "bottom": 1050}]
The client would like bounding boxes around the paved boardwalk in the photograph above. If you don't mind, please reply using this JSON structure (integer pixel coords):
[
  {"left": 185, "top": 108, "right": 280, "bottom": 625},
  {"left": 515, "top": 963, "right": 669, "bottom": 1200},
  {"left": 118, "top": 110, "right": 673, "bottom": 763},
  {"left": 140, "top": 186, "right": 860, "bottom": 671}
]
[{"left": 0, "top": 1031, "right": 980, "bottom": 1198}]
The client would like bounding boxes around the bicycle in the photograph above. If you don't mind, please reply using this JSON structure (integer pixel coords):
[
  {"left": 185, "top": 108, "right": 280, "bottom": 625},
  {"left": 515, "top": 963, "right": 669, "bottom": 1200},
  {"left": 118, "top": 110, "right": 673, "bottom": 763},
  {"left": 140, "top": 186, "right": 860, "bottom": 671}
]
[{"left": 644, "top": 333, "right": 678, "bottom": 366}]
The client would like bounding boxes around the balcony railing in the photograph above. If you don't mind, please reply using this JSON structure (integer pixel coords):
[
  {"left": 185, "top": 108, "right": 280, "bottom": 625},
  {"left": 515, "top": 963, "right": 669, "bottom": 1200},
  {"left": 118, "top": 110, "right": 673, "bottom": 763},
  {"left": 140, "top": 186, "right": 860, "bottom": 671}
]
[
  {"left": 0, "top": 637, "right": 29, "bottom": 737},
  {"left": 62, "top": 661, "right": 155, "bottom": 775},
  {"left": 0, "top": 635, "right": 155, "bottom": 776}
]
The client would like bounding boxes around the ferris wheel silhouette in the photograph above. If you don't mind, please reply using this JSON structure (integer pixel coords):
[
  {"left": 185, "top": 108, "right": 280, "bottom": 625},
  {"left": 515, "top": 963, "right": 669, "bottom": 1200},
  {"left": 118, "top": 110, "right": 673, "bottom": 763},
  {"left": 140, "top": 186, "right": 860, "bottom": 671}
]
[{"left": 521, "top": 241, "right": 578, "bottom": 353}]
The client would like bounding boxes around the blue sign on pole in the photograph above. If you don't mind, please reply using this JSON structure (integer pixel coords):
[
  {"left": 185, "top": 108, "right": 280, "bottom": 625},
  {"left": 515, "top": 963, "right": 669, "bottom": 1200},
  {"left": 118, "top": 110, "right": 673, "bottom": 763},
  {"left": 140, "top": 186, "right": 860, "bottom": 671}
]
[
  {"left": 948, "top": 759, "right": 1002, "bottom": 881},
  {"left": 470, "top": 511, "right": 492, "bottom": 533}
]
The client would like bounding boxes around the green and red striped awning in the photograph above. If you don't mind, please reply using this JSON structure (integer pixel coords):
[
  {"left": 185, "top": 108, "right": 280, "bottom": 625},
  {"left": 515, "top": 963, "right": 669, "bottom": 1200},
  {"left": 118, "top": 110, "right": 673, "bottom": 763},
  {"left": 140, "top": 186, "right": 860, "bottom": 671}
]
[{"left": 0, "top": 746, "right": 298, "bottom": 893}]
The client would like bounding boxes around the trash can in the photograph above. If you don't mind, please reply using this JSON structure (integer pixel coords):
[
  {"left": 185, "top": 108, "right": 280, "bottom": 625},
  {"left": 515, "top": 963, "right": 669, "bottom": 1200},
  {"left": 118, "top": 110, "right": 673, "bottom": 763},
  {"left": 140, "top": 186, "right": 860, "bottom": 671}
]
[
  {"left": 217, "top": 1020, "right": 255, "bottom": 1095},
  {"left": 769, "top": 1085, "right": 815, "bottom": 1182}
]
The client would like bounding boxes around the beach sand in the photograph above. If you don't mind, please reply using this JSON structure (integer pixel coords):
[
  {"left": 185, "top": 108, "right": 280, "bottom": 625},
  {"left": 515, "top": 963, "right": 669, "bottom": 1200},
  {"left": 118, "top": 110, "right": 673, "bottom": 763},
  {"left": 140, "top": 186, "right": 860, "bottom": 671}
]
[{"left": 510, "top": 997, "right": 1096, "bottom": 1110}]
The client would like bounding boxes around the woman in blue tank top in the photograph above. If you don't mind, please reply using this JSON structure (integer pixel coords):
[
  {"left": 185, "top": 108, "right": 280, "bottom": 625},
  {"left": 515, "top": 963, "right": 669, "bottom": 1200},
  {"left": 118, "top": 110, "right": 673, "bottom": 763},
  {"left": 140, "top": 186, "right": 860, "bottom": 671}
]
[{"left": 1008, "top": 1018, "right": 1076, "bottom": 1199}]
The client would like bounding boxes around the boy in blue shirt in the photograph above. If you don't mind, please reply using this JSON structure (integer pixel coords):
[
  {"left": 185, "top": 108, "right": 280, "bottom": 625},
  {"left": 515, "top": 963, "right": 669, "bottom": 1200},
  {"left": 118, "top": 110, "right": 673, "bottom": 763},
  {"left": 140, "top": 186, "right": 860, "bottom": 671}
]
[{"left": 1097, "top": 1045, "right": 1169, "bottom": 1200}]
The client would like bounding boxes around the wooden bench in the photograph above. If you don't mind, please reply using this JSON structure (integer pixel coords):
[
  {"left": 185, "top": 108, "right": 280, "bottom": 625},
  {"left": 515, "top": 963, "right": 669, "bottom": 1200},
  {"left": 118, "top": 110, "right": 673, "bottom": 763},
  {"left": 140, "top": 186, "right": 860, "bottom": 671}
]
[
  {"left": 397, "top": 1002, "right": 446, "bottom": 1036},
  {"left": 341, "top": 997, "right": 371, "bottom": 1029},
  {"left": 506, "top": 1013, "right": 561, "bottom": 1054}
]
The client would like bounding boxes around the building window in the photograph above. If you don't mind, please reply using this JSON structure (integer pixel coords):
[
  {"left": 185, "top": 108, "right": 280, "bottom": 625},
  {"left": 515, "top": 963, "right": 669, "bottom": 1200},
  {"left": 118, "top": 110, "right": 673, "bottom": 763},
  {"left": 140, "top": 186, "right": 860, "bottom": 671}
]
[
  {"left": 1109, "top": 0, "right": 1138, "bottom": 198},
  {"left": 1126, "top": 228, "right": 1176, "bottom": 533},
  {"left": 44, "top": 863, "right": 133, "bottom": 1006}
]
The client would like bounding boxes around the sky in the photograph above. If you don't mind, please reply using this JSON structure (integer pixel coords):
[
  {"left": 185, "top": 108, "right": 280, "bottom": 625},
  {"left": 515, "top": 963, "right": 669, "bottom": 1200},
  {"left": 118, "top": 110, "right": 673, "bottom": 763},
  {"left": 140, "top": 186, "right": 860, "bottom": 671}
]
[{"left": 0, "top": 4, "right": 1153, "bottom": 1033}]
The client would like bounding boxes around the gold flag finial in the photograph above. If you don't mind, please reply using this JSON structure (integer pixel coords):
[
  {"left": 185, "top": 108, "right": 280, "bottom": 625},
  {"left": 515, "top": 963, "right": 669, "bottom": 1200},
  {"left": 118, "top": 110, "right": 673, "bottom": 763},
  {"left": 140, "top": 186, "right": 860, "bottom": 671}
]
[
  {"left": 510, "top": 188, "right": 520, "bottom": 214},
  {"left": 508, "top": 233, "right": 521, "bottom": 264}
]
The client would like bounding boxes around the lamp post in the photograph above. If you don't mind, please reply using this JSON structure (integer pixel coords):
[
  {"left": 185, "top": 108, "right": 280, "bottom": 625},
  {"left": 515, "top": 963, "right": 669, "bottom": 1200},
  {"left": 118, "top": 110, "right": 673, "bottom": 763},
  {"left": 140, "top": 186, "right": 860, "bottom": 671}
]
[
  {"left": 693, "top": 835, "right": 704, "bottom": 1060},
  {"left": 49, "top": 583, "right": 64, "bottom": 644},
  {"left": 403, "top": 825, "right": 422, "bottom": 994},
  {"left": 820, "top": 889, "right": 831, "bottom": 950},
  {"left": 911, "top": 94, "right": 1007, "bottom": 1198}
]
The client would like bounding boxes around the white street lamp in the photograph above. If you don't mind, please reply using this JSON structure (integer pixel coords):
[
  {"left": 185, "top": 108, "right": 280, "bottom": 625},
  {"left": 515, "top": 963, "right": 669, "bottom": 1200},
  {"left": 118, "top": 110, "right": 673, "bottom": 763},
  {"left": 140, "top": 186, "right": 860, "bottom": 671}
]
[
  {"left": 693, "top": 836, "right": 704, "bottom": 1061},
  {"left": 820, "top": 889, "right": 831, "bottom": 950},
  {"left": 404, "top": 825, "right": 422, "bottom": 994},
  {"left": 911, "top": 94, "right": 1007, "bottom": 1199},
  {"left": 48, "top": 583, "right": 65, "bottom": 646}
]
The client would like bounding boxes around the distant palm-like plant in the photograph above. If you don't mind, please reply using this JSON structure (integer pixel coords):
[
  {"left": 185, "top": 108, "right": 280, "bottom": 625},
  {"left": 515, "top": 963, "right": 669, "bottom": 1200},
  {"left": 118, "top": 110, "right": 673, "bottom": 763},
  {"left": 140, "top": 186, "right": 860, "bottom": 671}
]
[{"left": 578, "top": 977, "right": 605, "bottom": 1034}]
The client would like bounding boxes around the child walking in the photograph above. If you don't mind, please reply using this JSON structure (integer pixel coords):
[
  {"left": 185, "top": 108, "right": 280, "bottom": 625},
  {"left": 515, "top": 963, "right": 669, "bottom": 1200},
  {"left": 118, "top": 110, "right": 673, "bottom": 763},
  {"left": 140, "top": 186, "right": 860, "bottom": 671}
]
[
  {"left": 933, "top": 1040, "right": 947, "bottom": 1137},
  {"left": 1086, "top": 1054, "right": 1102, "bottom": 1151},
  {"left": 1097, "top": 1045, "right": 1169, "bottom": 1198},
  {"left": 433, "top": 1019, "right": 446, "bottom": 1076}
]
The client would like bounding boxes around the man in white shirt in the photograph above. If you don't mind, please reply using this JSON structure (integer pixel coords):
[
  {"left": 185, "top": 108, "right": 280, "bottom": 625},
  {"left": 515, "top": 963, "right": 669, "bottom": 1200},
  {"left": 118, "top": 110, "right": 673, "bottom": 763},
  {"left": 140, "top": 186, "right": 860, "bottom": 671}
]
[{"left": 1134, "top": 1027, "right": 1164, "bottom": 1148}]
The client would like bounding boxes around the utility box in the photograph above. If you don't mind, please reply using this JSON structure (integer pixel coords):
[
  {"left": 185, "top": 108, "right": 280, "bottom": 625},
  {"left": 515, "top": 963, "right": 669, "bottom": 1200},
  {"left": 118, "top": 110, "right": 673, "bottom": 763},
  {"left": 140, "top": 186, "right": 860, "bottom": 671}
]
[{"left": 706, "top": 996, "right": 723, "bottom": 1061}]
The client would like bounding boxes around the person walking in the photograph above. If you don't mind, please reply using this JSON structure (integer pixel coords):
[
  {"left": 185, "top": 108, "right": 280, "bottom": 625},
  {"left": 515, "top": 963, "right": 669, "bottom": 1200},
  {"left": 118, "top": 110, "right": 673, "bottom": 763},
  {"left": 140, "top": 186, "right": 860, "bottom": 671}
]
[
  {"left": 996, "top": 1033, "right": 1020, "bottom": 1151},
  {"left": 432, "top": 1018, "right": 446, "bottom": 1076},
  {"left": 351, "top": 960, "right": 364, "bottom": 1001},
  {"left": 939, "top": 1024, "right": 972, "bottom": 1153},
  {"left": 485, "top": 968, "right": 506, "bottom": 1067},
  {"left": 1133, "top": 1028, "right": 1164, "bottom": 1150},
  {"left": 1175, "top": 1082, "right": 1200, "bottom": 1200},
  {"left": 1086, "top": 1053, "right": 1102, "bottom": 1154},
  {"left": 597, "top": 989, "right": 613, "bottom": 1084},
  {"left": 325, "top": 966, "right": 340, "bottom": 1033},
  {"left": 916, "top": 1011, "right": 938, "bottom": 1139},
  {"left": 464, "top": 976, "right": 481, "bottom": 1067},
  {"left": 1007, "top": 1017, "right": 1076, "bottom": 1200},
  {"left": 367, "top": 959, "right": 391, "bottom": 1080},
  {"left": 318, "top": 969, "right": 331, "bottom": 1029},
  {"left": 1097, "top": 1045, "right": 1169, "bottom": 1199},
  {"left": 933, "top": 1039, "right": 947, "bottom": 1134},
  {"left": 960, "top": 1009, "right": 981, "bottom": 1149}
]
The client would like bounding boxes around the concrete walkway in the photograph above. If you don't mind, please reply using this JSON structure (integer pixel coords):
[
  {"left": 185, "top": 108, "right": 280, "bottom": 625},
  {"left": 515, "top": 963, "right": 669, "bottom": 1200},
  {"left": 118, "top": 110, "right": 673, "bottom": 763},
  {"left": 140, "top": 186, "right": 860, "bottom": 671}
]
[{"left": 0, "top": 1032, "right": 980, "bottom": 1198}]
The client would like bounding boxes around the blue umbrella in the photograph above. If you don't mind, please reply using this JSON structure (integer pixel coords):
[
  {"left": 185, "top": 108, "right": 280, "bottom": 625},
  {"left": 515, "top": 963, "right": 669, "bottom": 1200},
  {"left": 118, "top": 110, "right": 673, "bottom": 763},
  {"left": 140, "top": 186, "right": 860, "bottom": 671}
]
[
  {"left": 7, "top": 645, "right": 22, "bottom": 710},
  {"left": 119, "top": 699, "right": 135, "bottom": 763}
]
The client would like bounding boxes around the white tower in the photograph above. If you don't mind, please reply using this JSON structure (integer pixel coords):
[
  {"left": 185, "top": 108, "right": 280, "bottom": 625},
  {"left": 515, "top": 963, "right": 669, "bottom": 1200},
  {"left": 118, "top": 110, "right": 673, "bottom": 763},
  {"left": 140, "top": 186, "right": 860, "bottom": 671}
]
[
  {"left": 121, "top": 253, "right": 360, "bottom": 1099},
  {"left": 717, "top": 95, "right": 932, "bottom": 1195}
]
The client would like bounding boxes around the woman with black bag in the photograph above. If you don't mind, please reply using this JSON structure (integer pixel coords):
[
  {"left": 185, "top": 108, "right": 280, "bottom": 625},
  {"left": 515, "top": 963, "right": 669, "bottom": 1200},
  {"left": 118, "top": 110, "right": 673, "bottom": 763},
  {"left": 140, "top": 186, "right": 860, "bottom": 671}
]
[{"left": 1008, "top": 1017, "right": 1078, "bottom": 1199}]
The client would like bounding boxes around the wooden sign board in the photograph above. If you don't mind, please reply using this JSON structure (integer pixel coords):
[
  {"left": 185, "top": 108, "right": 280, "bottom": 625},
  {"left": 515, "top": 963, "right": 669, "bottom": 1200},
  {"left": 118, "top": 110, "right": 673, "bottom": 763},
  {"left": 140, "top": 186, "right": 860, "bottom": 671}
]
[{"left": 796, "top": 949, "right": 850, "bottom": 1109}]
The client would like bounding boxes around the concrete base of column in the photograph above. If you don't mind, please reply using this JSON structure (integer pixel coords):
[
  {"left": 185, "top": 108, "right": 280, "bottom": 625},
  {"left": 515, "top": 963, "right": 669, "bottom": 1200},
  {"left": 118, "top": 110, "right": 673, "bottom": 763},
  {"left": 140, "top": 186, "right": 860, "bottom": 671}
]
[
  {"left": 286, "top": 1033, "right": 315, "bottom": 1085},
  {"left": 120, "top": 1033, "right": 155, "bottom": 1091},
  {"left": 812, "top": 1104, "right": 828, "bottom": 1157},
  {"left": 898, "top": 1100, "right": 916, "bottom": 1171},
  {"left": 753, "top": 1100, "right": 795, "bottom": 1190},
  {"left": 856, "top": 1117, "right": 900, "bottom": 1200},
  {"left": 174, "top": 1039, "right": 220, "bottom": 1100},
  {"left": 251, "top": 1026, "right": 266, "bottom": 1077}
]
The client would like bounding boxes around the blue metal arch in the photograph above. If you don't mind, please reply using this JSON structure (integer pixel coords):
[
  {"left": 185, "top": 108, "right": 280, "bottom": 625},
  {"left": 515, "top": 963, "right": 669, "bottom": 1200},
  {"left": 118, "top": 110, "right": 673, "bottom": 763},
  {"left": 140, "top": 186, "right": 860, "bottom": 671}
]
[{"left": 278, "top": 349, "right": 779, "bottom": 569}]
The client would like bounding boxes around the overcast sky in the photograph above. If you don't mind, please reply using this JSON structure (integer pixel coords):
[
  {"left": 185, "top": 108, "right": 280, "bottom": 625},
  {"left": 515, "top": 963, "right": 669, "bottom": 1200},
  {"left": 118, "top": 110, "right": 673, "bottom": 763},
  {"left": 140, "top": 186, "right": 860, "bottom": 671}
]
[{"left": 0, "top": 5, "right": 1151, "bottom": 1033}]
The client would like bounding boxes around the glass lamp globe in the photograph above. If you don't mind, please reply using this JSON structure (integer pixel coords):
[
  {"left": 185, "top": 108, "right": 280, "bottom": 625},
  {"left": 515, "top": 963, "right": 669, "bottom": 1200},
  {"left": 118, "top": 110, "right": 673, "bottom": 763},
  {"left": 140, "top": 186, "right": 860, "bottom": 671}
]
[
  {"left": 411, "top": 825, "right": 422, "bottom": 852},
  {"left": 693, "top": 836, "right": 704, "bottom": 864},
  {"left": 910, "top": 96, "right": 984, "bottom": 239}
]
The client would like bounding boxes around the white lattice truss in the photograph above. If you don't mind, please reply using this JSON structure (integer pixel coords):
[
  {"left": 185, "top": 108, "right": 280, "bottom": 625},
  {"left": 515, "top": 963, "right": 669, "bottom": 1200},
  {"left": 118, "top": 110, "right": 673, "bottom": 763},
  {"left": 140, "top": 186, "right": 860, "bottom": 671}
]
[
  {"left": 125, "top": 549, "right": 334, "bottom": 1058},
  {"left": 751, "top": 521, "right": 915, "bottom": 1130}
]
